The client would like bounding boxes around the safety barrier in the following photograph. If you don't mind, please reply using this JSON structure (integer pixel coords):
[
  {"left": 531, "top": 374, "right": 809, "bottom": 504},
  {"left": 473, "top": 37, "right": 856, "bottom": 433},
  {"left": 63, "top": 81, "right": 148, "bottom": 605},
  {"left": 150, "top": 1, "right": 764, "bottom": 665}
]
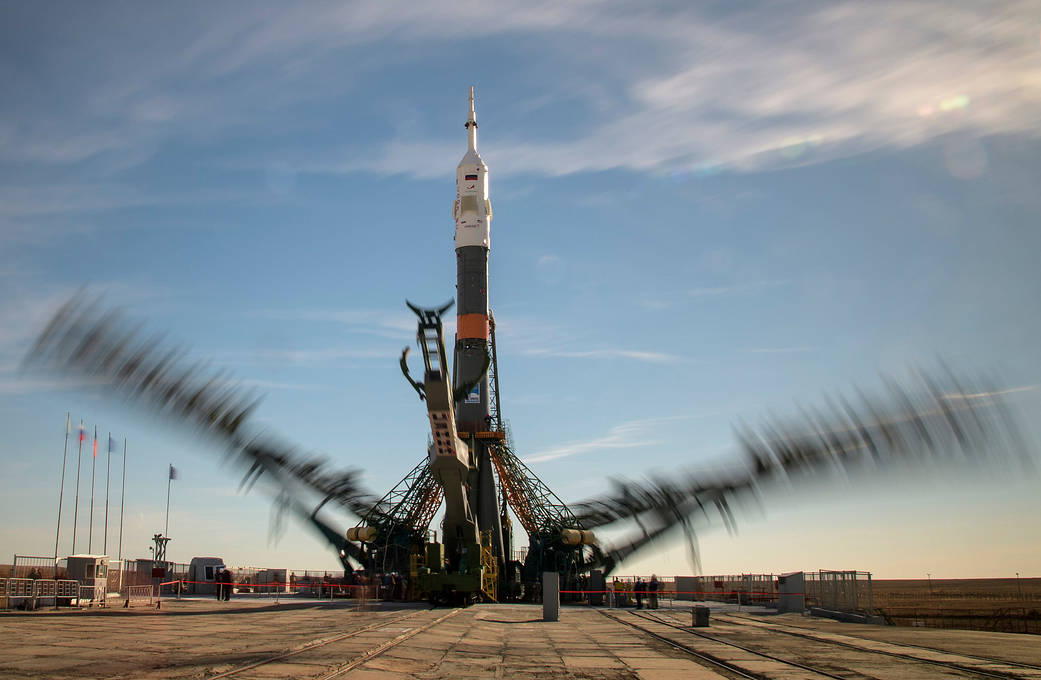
[
  {"left": 0, "top": 578, "right": 80, "bottom": 609},
  {"left": 79, "top": 584, "right": 107, "bottom": 606},
  {"left": 559, "top": 588, "right": 794, "bottom": 609},
  {"left": 157, "top": 579, "right": 385, "bottom": 607},
  {"left": 124, "top": 585, "right": 153, "bottom": 607}
]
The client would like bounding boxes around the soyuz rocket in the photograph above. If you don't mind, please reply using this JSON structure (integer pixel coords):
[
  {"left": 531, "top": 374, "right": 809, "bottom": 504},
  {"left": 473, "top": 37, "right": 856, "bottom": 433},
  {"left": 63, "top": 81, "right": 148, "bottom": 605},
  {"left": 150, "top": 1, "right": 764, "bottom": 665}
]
[
  {"left": 453, "top": 86, "right": 492, "bottom": 427},
  {"left": 452, "top": 87, "right": 506, "bottom": 564}
]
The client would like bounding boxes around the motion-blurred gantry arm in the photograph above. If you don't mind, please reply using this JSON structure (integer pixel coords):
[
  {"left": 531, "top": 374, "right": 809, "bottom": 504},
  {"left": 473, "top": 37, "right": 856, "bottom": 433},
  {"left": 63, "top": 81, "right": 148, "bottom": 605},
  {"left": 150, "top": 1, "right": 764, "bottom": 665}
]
[
  {"left": 25, "top": 293, "right": 377, "bottom": 569},
  {"left": 575, "top": 367, "right": 1031, "bottom": 574}
]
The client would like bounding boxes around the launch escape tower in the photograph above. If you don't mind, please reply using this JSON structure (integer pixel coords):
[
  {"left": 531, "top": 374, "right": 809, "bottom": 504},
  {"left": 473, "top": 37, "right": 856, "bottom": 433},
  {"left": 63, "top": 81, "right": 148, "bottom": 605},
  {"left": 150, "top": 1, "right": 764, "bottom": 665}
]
[{"left": 348, "top": 89, "right": 599, "bottom": 603}]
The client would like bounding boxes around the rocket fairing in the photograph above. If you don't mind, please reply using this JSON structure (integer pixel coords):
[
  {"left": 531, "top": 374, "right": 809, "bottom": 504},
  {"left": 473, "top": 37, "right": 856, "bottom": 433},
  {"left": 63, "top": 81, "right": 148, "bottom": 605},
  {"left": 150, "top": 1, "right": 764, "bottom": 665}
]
[{"left": 453, "top": 86, "right": 493, "bottom": 431}]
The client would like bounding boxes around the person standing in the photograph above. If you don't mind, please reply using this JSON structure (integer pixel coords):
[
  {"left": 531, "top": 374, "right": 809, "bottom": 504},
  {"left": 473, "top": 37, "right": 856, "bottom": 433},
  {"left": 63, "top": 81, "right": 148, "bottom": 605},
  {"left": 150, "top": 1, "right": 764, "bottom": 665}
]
[
  {"left": 648, "top": 575, "right": 659, "bottom": 610},
  {"left": 222, "top": 569, "right": 233, "bottom": 601},
  {"left": 634, "top": 577, "right": 645, "bottom": 610}
]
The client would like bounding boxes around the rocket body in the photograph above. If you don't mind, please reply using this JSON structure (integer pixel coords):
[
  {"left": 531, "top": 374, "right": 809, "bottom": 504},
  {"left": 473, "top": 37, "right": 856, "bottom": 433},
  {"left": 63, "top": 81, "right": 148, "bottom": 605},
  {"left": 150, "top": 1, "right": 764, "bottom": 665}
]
[
  {"left": 453, "top": 87, "right": 492, "bottom": 431},
  {"left": 452, "top": 87, "right": 506, "bottom": 565}
]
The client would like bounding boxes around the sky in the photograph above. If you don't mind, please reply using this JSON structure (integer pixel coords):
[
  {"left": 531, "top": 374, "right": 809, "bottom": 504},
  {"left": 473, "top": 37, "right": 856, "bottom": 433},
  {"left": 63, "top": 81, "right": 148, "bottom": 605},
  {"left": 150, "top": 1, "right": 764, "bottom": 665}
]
[{"left": 1, "top": 1, "right": 1040, "bottom": 579}]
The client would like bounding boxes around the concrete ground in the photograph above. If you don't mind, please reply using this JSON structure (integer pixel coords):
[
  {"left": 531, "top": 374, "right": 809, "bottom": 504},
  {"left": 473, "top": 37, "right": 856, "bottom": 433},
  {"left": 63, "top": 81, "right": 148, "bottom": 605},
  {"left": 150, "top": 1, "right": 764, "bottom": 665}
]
[{"left": 2, "top": 598, "right": 1040, "bottom": 679}]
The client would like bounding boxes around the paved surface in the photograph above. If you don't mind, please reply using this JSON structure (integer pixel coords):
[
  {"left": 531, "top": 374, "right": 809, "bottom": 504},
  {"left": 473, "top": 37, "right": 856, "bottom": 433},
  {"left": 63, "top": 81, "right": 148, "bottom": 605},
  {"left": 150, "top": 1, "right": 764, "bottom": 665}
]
[{"left": 2, "top": 598, "right": 1040, "bottom": 678}]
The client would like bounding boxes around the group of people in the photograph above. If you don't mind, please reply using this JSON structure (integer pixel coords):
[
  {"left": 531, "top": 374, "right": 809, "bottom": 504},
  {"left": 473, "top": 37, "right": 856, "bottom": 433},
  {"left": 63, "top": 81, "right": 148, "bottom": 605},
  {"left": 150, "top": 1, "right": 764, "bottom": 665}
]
[
  {"left": 214, "top": 568, "right": 233, "bottom": 601},
  {"left": 612, "top": 575, "right": 660, "bottom": 609},
  {"left": 284, "top": 570, "right": 409, "bottom": 600}
]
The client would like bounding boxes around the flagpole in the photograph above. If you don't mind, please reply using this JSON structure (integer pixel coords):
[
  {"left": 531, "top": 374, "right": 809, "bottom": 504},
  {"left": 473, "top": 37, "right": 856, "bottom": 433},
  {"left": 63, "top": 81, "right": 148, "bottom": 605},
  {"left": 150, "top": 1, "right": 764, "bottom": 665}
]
[
  {"left": 118, "top": 438, "right": 127, "bottom": 561},
  {"left": 88, "top": 425, "right": 97, "bottom": 553},
  {"left": 72, "top": 420, "right": 84, "bottom": 554},
  {"left": 104, "top": 432, "right": 111, "bottom": 555},
  {"left": 54, "top": 413, "right": 71, "bottom": 573},
  {"left": 165, "top": 464, "right": 172, "bottom": 537}
]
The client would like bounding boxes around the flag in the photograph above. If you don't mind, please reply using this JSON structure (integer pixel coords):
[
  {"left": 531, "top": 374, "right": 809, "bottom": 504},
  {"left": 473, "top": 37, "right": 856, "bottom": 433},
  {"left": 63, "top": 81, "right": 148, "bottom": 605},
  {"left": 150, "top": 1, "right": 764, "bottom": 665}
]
[
  {"left": 79, "top": 422, "right": 85, "bottom": 443},
  {"left": 108, "top": 434, "right": 115, "bottom": 455},
  {"left": 168, "top": 464, "right": 177, "bottom": 480},
  {"left": 66, "top": 413, "right": 70, "bottom": 436},
  {"left": 92, "top": 426, "right": 98, "bottom": 458}
]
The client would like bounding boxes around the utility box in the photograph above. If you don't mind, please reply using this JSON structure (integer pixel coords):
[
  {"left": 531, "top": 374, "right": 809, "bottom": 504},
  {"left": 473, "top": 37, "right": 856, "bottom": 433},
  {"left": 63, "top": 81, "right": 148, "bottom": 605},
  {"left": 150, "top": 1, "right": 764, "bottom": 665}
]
[
  {"left": 778, "top": 571, "right": 806, "bottom": 613},
  {"left": 426, "top": 542, "right": 445, "bottom": 570},
  {"left": 66, "top": 555, "right": 109, "bottom": 595},
  {"left": 693, "top": 605, "right": 710, "bottom": 627},
  {"left": 674, "top": 576, "right": 697, "bottom": 601},
  {"left": 589, "top": 570, "right": 605, "bottom": 606},
  {"left": 188, "top": 557, "right": 226, "bottom": 595},
  {"left": 543, "top": 571, "right": 559, "bottom": 622}
]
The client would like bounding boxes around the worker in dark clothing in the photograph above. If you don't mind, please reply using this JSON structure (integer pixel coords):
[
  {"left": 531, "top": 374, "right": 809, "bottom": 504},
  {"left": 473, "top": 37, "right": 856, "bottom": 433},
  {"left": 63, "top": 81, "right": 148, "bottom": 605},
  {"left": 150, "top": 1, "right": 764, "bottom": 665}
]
[
  {"left": 634, "top": 577, "right": 645, "bottom": 609},
  {"left": 215, "top": 569, "right": 224, "bottom": 600},
  {"left": 648, "top": 575, "right": 659, "bottom": 609},
  {"left": 222, "top": 569, "right": 233, "bottom": 601}
]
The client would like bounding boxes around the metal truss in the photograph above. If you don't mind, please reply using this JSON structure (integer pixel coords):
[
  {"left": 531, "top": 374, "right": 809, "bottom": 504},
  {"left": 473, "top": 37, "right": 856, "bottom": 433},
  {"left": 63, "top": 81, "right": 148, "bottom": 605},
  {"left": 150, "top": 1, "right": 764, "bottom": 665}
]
[
  {"left": 360, "top": 456, "right": 443, "bottom": 533},
  {"left": 487, "top": 437, "right": 581, "bottom": 535}
]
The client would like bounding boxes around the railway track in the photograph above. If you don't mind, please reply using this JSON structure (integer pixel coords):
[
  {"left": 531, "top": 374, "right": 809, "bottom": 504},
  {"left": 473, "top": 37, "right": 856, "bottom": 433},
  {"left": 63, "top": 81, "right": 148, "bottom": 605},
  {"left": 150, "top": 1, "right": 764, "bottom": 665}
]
[
  {"left": 210, "top": 607, "right": 461, "bottom": 679},
  {"left": 601, "top": 609, "right": 848, "bottom": 679},
  {"left": 706, "top": 612, "right": 1041, "bottom": 679},
  {"left": 606, "top": 608, "right": 1039, "bottom": 679}
]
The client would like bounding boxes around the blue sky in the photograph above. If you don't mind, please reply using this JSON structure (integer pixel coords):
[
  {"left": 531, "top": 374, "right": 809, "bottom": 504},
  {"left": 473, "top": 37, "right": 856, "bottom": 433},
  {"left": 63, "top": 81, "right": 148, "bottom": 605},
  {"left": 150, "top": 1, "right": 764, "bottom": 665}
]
[{"left": 2, "top": 1, "right": 1040, "bottom": 578}]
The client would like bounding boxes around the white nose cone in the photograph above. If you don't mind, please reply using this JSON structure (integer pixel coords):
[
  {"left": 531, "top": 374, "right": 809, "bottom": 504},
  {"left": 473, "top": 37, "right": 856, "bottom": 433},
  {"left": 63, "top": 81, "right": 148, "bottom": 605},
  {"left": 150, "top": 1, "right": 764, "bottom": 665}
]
[{"left": 454, "top": 86, "right": 492, "bottom": 249}]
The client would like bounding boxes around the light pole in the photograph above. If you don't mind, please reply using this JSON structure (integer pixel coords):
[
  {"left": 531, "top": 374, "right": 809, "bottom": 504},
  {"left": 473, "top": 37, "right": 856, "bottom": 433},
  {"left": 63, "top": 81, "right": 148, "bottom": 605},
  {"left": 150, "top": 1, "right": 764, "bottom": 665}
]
[{"left": 927, "top": 573, "right": 933, "bottom": 596}]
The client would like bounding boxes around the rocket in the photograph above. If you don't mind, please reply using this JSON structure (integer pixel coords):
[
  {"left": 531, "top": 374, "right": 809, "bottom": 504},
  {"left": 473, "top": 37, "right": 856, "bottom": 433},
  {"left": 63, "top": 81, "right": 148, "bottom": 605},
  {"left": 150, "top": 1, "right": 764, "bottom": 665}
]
[
  {"left": 452, "top": 87, "right": 506, "bottom": 564},
  {"left": 453, "top": 86, "right": 492, "bottom": 430}
]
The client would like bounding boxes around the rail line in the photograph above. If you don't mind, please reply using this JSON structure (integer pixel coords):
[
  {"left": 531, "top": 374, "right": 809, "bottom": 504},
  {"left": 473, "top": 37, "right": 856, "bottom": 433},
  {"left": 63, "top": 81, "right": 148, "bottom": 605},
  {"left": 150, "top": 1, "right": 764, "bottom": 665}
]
[
  {"left": 715, "top": 612, "right": 1041, "bottom": 675},
  {"left": 315, "top": 608, "right": 461, "bottom": 679},
  {"left": 640, "top": 609, "right": 1038, "bottom": 680},
  {"left": 210, "top": 607, "right": 460, "bottom": 679},
  {"left": 601, "top": 609, "right": 848, "bottom": 679}
]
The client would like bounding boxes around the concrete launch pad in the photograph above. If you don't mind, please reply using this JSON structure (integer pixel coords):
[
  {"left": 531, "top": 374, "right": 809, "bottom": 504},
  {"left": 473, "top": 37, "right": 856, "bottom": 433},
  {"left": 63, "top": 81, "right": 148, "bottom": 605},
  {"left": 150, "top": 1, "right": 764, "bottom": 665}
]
[{"left": 3, "top": 600, "right": 1041, "bottom": 679}]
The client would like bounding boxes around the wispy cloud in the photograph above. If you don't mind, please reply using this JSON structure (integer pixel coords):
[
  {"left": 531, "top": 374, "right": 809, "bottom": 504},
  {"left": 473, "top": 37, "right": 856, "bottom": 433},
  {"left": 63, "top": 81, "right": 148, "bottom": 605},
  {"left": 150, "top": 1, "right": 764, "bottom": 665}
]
[
  {"left": 252, "top": 308, "right": 418, "bottom": 342},
  {"left": 290, "top": 2, "right": 1041, "bottom": 178},
  {"left": 521, "top": 347, "right": 684, "bottom": 364},
  {"left": 7, "top": 1, "right": 1039, "bottom": 186},
  {"left": 237, "top": 379, "right": 336, "bottom": 391},
  {"left": 219, "top": 347, "right": 398, "bottom": 366},
  {"left": 0, "top": 376, "right": 109, "bottom": 396},
  {"left": 944, "top": 385, "right": 1039, "bottom": 401},
  {"left": 524, "top": 414, "right": 711, "bottom": 464},
  {"left": 524, "top": 417, "right": 662, "bottom": 464},
  {"left": 747, "top": 346, "right": 818, "bottom": 354},
  {"left": 640, "top": 280, "right": 789, "bottom": 310},
  {"left": 687, "top": 280, "right": 789, "bottom": 298}
]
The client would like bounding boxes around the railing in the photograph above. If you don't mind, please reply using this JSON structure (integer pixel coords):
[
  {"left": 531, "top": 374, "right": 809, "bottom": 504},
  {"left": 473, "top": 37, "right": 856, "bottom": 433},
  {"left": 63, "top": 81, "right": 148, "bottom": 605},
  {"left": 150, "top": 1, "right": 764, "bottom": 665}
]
[
  {"left": 0, "top": 578, "right": 80, "bottom": 609},
  {"left": 79, "top": 584, "right": 107, "bottom": 606},
  {"left": 125, "top": 585, "right": 153, "bottom": 607}
]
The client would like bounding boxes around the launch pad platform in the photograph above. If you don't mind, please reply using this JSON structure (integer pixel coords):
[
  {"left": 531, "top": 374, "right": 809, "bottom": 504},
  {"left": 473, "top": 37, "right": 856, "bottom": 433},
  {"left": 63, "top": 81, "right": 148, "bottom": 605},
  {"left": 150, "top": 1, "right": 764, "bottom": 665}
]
[{"left": 3, "top": 599, "right": 1041, "bottom": 679}]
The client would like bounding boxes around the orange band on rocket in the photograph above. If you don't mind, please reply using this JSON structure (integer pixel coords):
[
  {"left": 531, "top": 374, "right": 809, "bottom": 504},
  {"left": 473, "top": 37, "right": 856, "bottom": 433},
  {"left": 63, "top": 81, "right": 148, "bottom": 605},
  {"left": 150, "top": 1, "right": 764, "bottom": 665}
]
[{"left": 457, "top": 313, "right": 489, "bottom": 340}]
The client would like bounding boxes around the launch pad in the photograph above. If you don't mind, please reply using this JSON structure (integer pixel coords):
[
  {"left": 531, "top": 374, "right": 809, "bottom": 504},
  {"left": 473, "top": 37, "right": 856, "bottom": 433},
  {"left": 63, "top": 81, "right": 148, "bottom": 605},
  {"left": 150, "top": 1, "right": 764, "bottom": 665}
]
[{"left": 4, "top": 598, "right": 1040, "bottom": 679}]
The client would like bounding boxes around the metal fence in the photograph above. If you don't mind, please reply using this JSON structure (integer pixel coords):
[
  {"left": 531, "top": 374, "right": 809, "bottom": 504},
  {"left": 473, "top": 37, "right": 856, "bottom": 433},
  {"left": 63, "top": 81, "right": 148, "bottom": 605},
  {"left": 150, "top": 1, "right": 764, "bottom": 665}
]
[
  {"left": 125, "top": 585, "right": 153, "bottom": 607},
  {"left": 674, "top": 574, "right": 778, "bottom": 604},
  {"left": 11, "top": 555, "right": 67, "bottom": 579},
  {"left": 805, "top": 570, "right": 874, "bottom": 614}
]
